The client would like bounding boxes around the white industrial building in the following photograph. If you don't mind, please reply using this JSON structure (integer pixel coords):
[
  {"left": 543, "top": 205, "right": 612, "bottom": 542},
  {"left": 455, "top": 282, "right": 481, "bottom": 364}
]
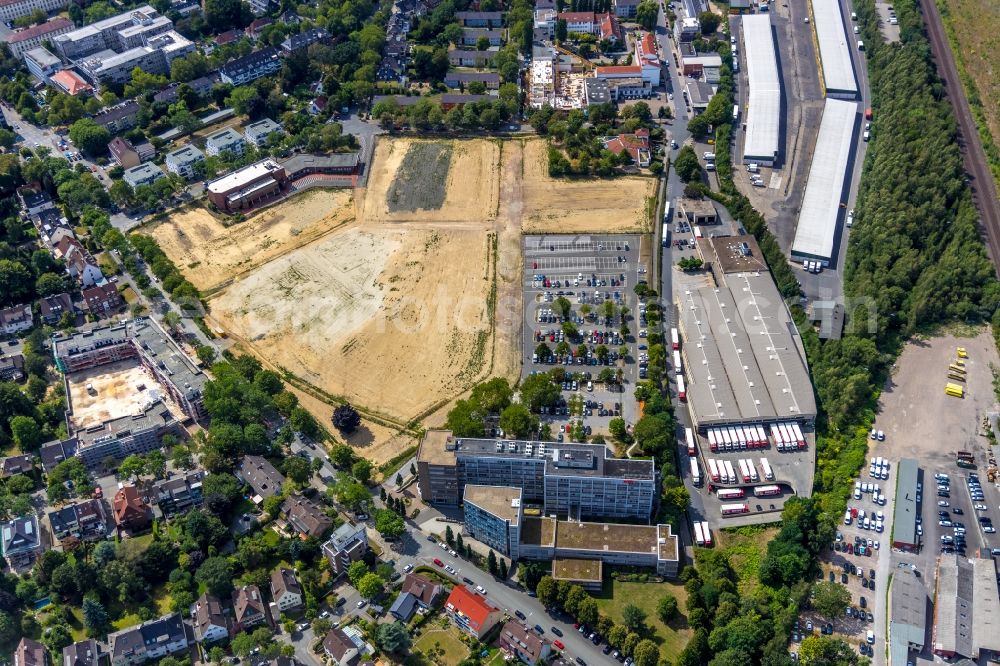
[
  {"left": 811, "top": 0, "right": 858, "bottom": 99},
  {"left": 790, "top": 98, "right": 858, "bottom": 265},
  {"left": 741, "top": 15, "right": 781, "bottom": 166}
]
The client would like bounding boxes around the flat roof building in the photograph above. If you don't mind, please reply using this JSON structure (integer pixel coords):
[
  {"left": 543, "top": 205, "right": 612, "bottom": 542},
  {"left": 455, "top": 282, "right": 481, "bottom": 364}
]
[
  {"left": 790, "top": 98, "right": 858, "bottom": 265},
  {"left": 552, "top": 558, "right": 602, "bottom": 591},
  {"left": 933, "top": 555, "right": 1000, "bottom": 660},
  {"left": 741, "top": 14, "right": 781, "bottom": 165},
  {"left": 890, "top": 568, "right": 927, "bottom": 666},
  {"left": 891, "top": 458, "right": 919, "bottom": 550},
  {"left": 464, "top": 485, "right": 522, "bottom": 559},
  {"left": 164, "top": 144, "right": 204, "bottom": 179},
  {"left": 122, "top": 163, "right": 165, "bottom": 189},
  {"left": 204, "top": 127, "right": 246, "bottom": 157},
  {"left": 244, "top": 118, "right": 282, "bottom": 148},
  {"left": 418, "top": 430, "right": 657, "bottom": 522},
  {"left": 206, "top": 159, "right": 286, "bottom": 212},
  {"left": 811, "top": 0, "right": 858, "bottom": 98},
  {"left": 678, "top": 235, "right": 816, "bottom": 427}
]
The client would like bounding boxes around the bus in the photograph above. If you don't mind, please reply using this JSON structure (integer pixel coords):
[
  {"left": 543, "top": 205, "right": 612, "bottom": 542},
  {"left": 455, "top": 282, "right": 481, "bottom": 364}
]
[
  {"left": 946, "top": 383, "right": 964, "bottom": 398},
  {"left": 753, "top": 485, "right": 782, "bottom": 497},
  {"left": 690, "top": 457, "right": 701, "bottom": 486},
  {"left": 738, "top": 459, "right": 750, "bottom": 483},
  {"left": 694, "top": 521, "right": 707, "bottom": 546},
  {"left": 724, "top": 460, "right": 737, "bottom": 484},
  {"left": 708, "top": 430, "right": 719, "bottom": 453},
  {"left": 677, "top": 375, "right": 687, "bottom": 401},
  {"left": 717, "top": 488, "right": 746, "bottom": 500},
  {"left": 699, "top": 521, "right": 712, "bottom": 546},
  {"left": 721, "top": 502, "right": 750, "bottom": 516},
  {"left": 760, "top": 457, "right": 774, "bottom": 481},
  {"left": 673, "top": 351, "right": 682, "bottom": 374},
  {"left": 708, "top": 458, "right": 721, "bottom": 482},
  {"left": 662, "top": 202, "right": 671, "bottom": 246},
  {"left": 733, "top": 104, "right": 740, "bottom": 122},
  {"left": 685, "top": 427, "right": 696, "bottom": 456},
  {"left": 671, "top": 327, "right": 680, "bottom": 350}
]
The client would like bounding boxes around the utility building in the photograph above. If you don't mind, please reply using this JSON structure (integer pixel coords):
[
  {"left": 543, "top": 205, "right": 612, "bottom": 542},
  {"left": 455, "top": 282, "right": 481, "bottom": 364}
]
[
  {"left": 811, "top": 0, "right": 858, "bottom": 98},
  {"left": 741, "top": 14, "right": 781, "bottom": 166}
]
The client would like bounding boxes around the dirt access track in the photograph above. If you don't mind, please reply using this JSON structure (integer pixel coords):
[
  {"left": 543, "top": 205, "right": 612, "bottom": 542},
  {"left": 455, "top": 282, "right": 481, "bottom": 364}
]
[{"left": 155, "top": 138, "right": 655, "bottom": 463}]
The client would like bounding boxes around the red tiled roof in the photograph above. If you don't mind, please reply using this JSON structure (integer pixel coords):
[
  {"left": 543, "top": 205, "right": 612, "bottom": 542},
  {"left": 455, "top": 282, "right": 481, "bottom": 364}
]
[
  {"left": 595, "top": 65, "right": 643, "bottom": 75},
  {"left": 4, "top": 17, "right": 71, "bottom": 42},
  {"left": 446, "top": 585, "right": 498, "bottom": 627},
  {"left": 50, "top": 70, "right": 93, "bottom": 96}
]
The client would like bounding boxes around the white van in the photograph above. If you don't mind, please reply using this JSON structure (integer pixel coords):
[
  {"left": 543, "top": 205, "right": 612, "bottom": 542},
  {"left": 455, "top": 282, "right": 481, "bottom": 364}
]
[
  {"left": 747, "top": 163, "right": 759, "bottom": 173},
  {"left": 586, "top": 381, "right": 593, "bottom": 392},
  {"left": 704, "top": 152, "right": 716, "bottom": 160},
  {"left": 851, "top": 11, "right": 857, "bottom": 20},
  {"left": 845, "top": 510, "right": 852, "bottom": 525},
  {"left": 857, "top": 40, "right": 865, "bottom": 50}
]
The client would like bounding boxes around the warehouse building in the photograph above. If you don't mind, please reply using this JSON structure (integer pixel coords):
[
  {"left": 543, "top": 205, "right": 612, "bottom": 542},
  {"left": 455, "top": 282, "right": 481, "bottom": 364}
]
[
  {"left": 790, "top": 98, "right": 858, "bottom": 266},
  {"left": 933, "top": 555, "right": 1000, "bottom": 660},
  {"left": 811, "top": 0, "right": 858, "bottom": 99},
  {"left": 890, "top": 567, "right": 927, "bottom": 666},
  {"left": 891, "top": 458, "right": 919, "bottom": 550},
  {"left": 677, "top": 235, "right": 816, "bottom": 430},
  {"left": 417, "top": 430, "right": 658, "bottom": 522},
  {"left": 741, "top": 14, "right": 781, "bottom": 166}
]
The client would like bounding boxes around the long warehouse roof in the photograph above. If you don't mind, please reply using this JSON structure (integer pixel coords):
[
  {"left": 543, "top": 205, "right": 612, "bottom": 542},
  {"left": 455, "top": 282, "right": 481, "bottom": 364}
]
[
  {"left": 790, "top": 98, "right": 857, "bottom": 262},
  {"left": 812, "top": 0, "right": 858, "bottom": 96},
  {"left": 741, "top": 14, "right": 781, "bottom": 162},
  {"left": 678, "top": 272, "right": 816, "bottom": 426}
]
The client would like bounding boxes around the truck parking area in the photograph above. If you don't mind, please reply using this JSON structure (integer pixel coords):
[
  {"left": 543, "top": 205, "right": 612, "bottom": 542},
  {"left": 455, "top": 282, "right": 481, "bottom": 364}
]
[{"left": 521, "top": 234, "right": 647, "bottom": 437}]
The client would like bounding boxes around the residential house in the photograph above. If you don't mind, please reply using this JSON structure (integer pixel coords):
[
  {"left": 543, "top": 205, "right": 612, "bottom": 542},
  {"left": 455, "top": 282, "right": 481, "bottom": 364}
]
[
  {"left": 214, "top": 29, "right": 242, "bottom": 46},
  {"left": 112, "top": 485, "right": 151, "bottom": 534},
  {"left": 16, "top": 187, "right": 53, "bottom": 216},
  {"left": 599, "top": 11, "right": 622, "bottom": 43},
  {"left": 282, "top": 494, "right": 333, "bottom": 538},
  {"left": 460, "top": 28, "right": 502, "bottom": 46},
  {"left": 220, "top": 47, "right": 281, "bottom": 86},
  {"left": 443, "top": 585, "right": 502, "bottom": 639},
  {"left": 499, "top": 621, "right": 551, "bottom": 664},
  {"left": 47, "top": 499, "right": 109, "bottom": 541},
  {"left": 280, "top": 27, "right": 329, "bottom": 54},
  {"left": 455, "top": 11, "right": 503, "bottom": 27},
  {"left": 321, "top": 629, "right": 360, "bottom": 666},
  {"left": 244, "top": 118, "right": 283, "bottom": 148},
  {"left": 1, "top": 515, "right": 42, "bottom": 572},
  {"left": 389, "top": 573, "right": 443, "bottom": 621},
  {"left": 247, "top": 0, "right": 274, "bottom": 16},
  {"left": 54, "top": 236, "right": 103, "bottom": 288},
  {"left": 14, "top": 638, "right": 47, "bottom": 666},
  {"left": 270, "top": 567, "right": 304, "bottom": 612},
  {"left": 614, "top": 0, "right": 639, "bottom": 17},
  {"left": 322, "top": 522, "right": 368, "bottom": 576},
  {"left": 39, "top": 439, "right": 76, "bottom": 473},
  {"left": 603, "top": 128, "right": 651, "bottom": 166},
  {"left": 109, "top": 136, "right": 155, "bottom": 168},
  {"left": 1, "top": 455, "right": 33, "bottom": 477},
  {"left": 122, "top": 163, "right": 165, "bottom": 189},
  {"left": 93, "top": 101, "right": 141, "bottom": 133},
  {"left": 204, "top": 127, "right": 246, "bottom": 157},
  {"left": 3, "top": 17, "right": 74, "bottom": 59},
  {"left": 444, "top": 71, "right": 501, "bottom": 89},
  {"left": 308, "top": 96, "right": 328, "bottom": 116},
  {"left": 0, "top": 354, "right": 25, "bottom": 382},
  {"left": 152, "top": 469, "right": 204, "bottom": 515},
  {"left": 83, "top": 283, "right": 125, "bottom": 319},
  {"left": 39, "top": 292, "right": 74, "bottom": 325},
  {"left": 191, "top": 593, "right": 229, "bottom": 643},
  {"left": 107, "top": 612, "right": 188, "bottom": 666},
  {"left": 63, "top": 639, "right": 103, "bottom": 666},
  {"left": 233, "top": 585, "right": 270, "bottom": 631},
  {"left": 236, "top": 455, "right": 285, "bottom": 500},
  {"left": 388, "top": 593, "right": 419, "bottom": 622},
  {"left": 0, "top": 304, "right": 33, "bottom": 335},
  {"left": 447, "top": 49, "right": 495, "bottom": 67},
  {"left": 164, "top": 145, "right": 205, "bottom": 179},
  {"left": 246, "top": 18, "right": 274, "bottom": 40}
]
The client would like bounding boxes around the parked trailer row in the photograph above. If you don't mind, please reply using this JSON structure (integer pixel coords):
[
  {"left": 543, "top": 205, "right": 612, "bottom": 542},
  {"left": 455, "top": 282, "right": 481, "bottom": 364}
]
[
  {"left": 685, "top": 427, "right": 696, "bottom": 456},
  {"left": 671, "top": 327, "right": 680, "bottom": 350},
  {"left": 708, "top": 458, "right": 721, "bottom": 482},
  {"left": 690, "top": 457, "right": 701, "bottom": 486},
  {"left": 707, "top": 425, "right": 769, "bottom": 452},
  {"left": 673, "top": 350, "right": 683, "bottom": 374},
  {"left": 694, "top": 521, "right": 713, "bottom": 546},
  {"left": 677, "top": 375, "right": 687, "bottom": 401},
  {"left": 771, "top": 422, "right": 806, "bottom": 451},
  {"left": 724, "top": 460, "right": 736, "bottom": 485}
]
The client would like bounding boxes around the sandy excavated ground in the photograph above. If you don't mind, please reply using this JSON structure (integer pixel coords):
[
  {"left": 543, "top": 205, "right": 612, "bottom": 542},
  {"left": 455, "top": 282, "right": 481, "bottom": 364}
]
[
  {"left": 518, "top": 139, "right": 657, "bottom": 234},
  {"left": 148, "top": 190, "right": 354, "bottom": 292},
  {"left": 67, "top": 360, "right": 182, "bottom": 429}
]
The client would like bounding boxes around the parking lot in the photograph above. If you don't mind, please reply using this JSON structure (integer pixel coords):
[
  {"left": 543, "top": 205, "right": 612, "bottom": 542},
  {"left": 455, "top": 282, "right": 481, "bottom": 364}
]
[{"left": 521, "top": 234, "right": 649, "bottom": 437}]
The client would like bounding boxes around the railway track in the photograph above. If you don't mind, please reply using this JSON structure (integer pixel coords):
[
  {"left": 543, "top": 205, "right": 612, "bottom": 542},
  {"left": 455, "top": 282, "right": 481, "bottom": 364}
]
[{"left": 921, "top": 0, "right": 1000, "bottom": 271}]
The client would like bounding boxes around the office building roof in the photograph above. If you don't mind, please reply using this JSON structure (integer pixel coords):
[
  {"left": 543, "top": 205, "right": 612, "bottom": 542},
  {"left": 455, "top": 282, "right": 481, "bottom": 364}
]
[
  {"left": 25, "top": 46, "right": 62, "bottom": 68},
  {"left": 207, "top": 159, "right": 283, "bottom": 194},
  {"left": 677, "top": 246, "right": 816, "bottom": 425},
  {"left": 741, "top": 14, "right": 781, "bottom": 162},
  {"left": 892, "top": 458, "right": 918, "bottom": 546},
  {"left": 812, "top": 0, "right": 858, "bottom": 96},
  {"left": 791, "top": 98, "right": 857, "bottom": 262},
  {"left": 463, "top": 485, "right": 521, "bottom": 526}
]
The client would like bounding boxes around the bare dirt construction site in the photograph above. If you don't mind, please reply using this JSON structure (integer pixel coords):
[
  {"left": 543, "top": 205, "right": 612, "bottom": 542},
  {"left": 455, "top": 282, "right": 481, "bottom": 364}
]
[
  {"left": 154, "top": 137, "right": 655, "bottom": 464},
  {"left": 147, "top": 189, "right": 355, "bottom": 293},
  {"left": 67, "top": 360, "right": 182, "bottom": 429}
]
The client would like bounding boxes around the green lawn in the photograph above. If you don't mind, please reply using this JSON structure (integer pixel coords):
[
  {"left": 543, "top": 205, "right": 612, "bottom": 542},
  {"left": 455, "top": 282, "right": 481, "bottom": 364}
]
[
  {"left": 716, "top": 525, "right": 778, "bottom": 595},
  {"left": 410, "top": 626, "right": 469, "bottom": 666},
  {"left": 593, "top": 580, "right": 693, "bottom": 662}
]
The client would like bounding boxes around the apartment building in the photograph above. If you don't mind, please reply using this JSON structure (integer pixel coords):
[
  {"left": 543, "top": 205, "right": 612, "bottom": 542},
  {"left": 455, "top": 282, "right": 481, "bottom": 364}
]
[
  {"left": 464, "top": 485, "right": 522, "bottom": 560},
  {"left": 14, "top": 639, "right": 47, "bottom": 666},
  {"left": 4, "top": 17, "right": 73, "bottom": 59},
  {"left": 108, "top": 613, "right": 187, "bottom": 666},
  {"left": 164, "top": 144, "right": 204, "bottom": 179},
  {"left": 270, "top": 567, "right": 304, "bottom": 612},
  {"left": 204, "top": 127, "right": 246, "bottom": 157},
  {"left": 83, "top": 282, "right": 125, "bottom": 319},
  {"left": 444, "top": 585, "right": 502, "bottom": 639},
  {"left": 109, "top": 136, "right": 154, "bottom": 169},
  {"left": 244, "top": 118, "right": 283, "bottom": 148},
  {"left": 417, "top": 430, "right": 658, "bottom": 521},
  {"left": 219, "top": 47, "right": 280, "bottom": 85},
  {"left": 233, "top": 585, "right": 270, "bottom": 631},
  {"left": 122, "top": 163, "right": 165, "bottom": 188},
  {"left": 282, "top": 494, "right": 333, "bottom": 538},
  {"left": 322, "top": 523, "right": 368, "bottom": 577},
  {"left": 236, "top": 455, "right": 285, "bottom": 499},
  {"left": 152, "top": 469, "right": 204, "bottom": 515},
  {"left": 191, "top": 593, "right": 229, "bottom": 643},
  {"left": 47, "top": 499, "right": 109, "bottom": 541},
  {"left": 63, "top": 640, "right": 103, "bottom": 666},
  {"left": 0, "top": 304, "right": 33, "bottom": 335},
  {"left": 93, "top": 101, "right": 140, "bottom": 132},
  {"left": 1, "top": 515, "right": 41, "bottom": 572}
]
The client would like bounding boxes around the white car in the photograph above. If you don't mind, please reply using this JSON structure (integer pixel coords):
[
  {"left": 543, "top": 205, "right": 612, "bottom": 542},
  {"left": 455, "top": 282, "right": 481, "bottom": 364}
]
[
  {"left": 475, "top": 585, "right": 486, "bottom": 594},
  {"left": 403, "top": 563, "right": 413, "bottom": 572},
  {"left": 874, "top": 540, "right": 880, "bottom": 550},
  {"left": 846, "top": 210, "right": 854, "bottom": 227},
  {"left": 975, "top": 504, "right": 988, "bottom": 511},
  {"left": 356, "top": 600, "right": 366, "bottom": 608},
  {"left": 939, "top": 500, "right": 950, "bottom": 507},
  {"left": 986, "top": 526, "right": 997, "bottom": 534}
]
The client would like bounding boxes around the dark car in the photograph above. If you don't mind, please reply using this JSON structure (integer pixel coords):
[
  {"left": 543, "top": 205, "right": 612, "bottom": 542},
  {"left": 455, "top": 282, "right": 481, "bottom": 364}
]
[
  {"left": 870, "top": 569, "right": 876, "bottom": 579},
  {"left": 953, "top": 507, "right": 964, "bottom": 514},
  {"left": 534, "top": 625, "right": 544, "bottom": 634},
  {"left": 336, "top": 597, "right": 347, "bottom": 607},
  {"left": 829, "top": 571, "right": 836, "bottom": 582},
  {"left": 860, "top": 596, "right": 867, "bottom": 609},
  {"left": 576, "top": 659, "right": 587, "bottom": 666},
  {"left": 515, "top": 610, "right": 526, "bottom": 620},
  {"left": 841, "top": 573, "right": 849, "bottom": 584},
  {"left": 551, "top": 627, "right": 563, "bottom": 637}
]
